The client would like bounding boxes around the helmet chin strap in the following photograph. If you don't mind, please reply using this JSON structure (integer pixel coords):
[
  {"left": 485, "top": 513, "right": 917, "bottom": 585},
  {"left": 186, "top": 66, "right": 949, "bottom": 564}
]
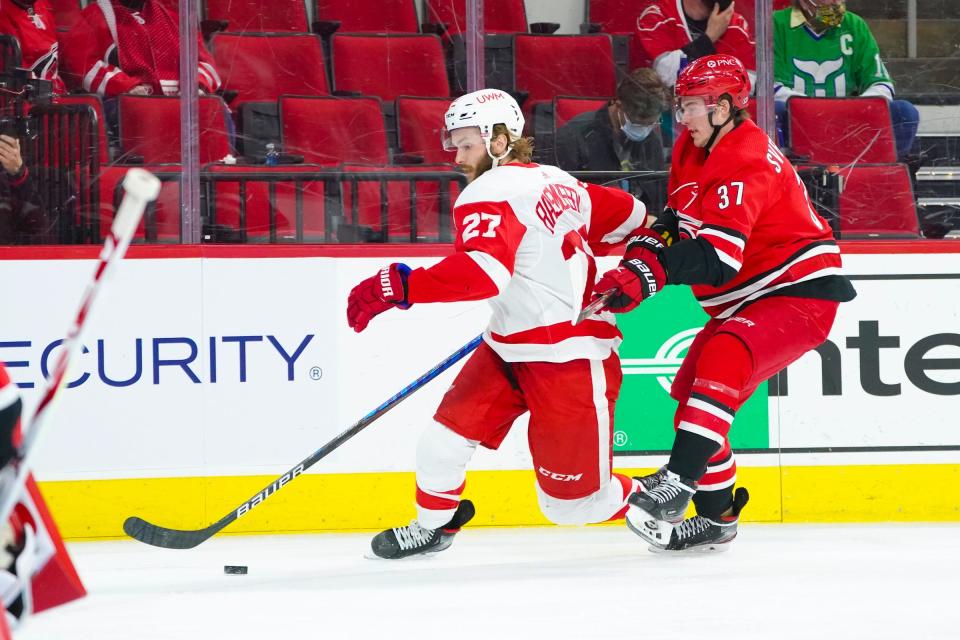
[
  {"left": 705, "top": 108, "right": 734, "bottom": 151},
  {"left": 485, "top": 136, "right": 514, "bottom": 167}
]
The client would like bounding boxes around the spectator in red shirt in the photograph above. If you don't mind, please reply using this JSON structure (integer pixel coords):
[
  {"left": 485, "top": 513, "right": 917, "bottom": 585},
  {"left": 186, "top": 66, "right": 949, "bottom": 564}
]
[
  {"left": 0, "top": 0, "right": 67, "bottom": 95},
  {"left": 634, "top": 0, "right": 756, "bottom": 89},
  {"left": 60, "top": 0, "right": 221, "bottom": 98}
]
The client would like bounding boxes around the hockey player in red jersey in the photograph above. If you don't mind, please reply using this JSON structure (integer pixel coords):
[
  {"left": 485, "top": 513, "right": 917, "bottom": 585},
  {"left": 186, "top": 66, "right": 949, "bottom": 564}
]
[
  {"left": 0, "top": 0, "right": 66, "bottom": 95},
  {"left": 593, "top": 54, "right": 855, "bottom": 552},
  {"left": 634, "top": 0, "right": 756, "bottom": 89},
  {"left": 347, "top": 89, "right": 654, "bottom": 559},
  {"left": 0, "top": 363, "right": 86, "bottom": 629},
  {"left": 60, "top": 0, "right": 221, "bottom": 97}
]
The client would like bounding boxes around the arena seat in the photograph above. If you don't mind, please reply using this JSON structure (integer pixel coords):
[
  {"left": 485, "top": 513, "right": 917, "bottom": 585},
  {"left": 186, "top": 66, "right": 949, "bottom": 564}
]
[
  {"left": 279, "top": 95, "right": 389, "bottom": 165},
  {"left": 204, "top": 0, "right": 309, "bottom": 33},
  {"left": 396, "top": 96, "right": 456, "bottom": 164},
  {"left": 787, "top": 96, "right": 897, "bottom": 164},
  {"left": 581, "top": 0, "right": 648, "bottom": 69},
  {"left": 313, "top": 0, "right": 419, "bottom": 33},
  {"left": 554, "top": 96, "right": 609, "bottom": 130},
  {"left": 838, "top": 163, "right": 920, "bottom": 238},
  {"left": 424, "top": 0, "right": 528, "bottom": 36},
  {"left": 513, "top": 34, "right": 617, "bottom": 125},
  {"left": 331, "top": 34, "right": 448, "bottom": 101},
  {"left": 211, "top": 33, "right": 329, "bottom": 105},
  {"left": 117, "top": 95, "right": 232, "bottom": 164}
]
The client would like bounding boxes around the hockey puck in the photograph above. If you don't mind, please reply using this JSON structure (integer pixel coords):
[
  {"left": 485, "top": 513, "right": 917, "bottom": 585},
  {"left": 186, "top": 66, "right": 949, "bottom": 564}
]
[{"left": 224, "top": 565, "right": 248, "bottom": 575}]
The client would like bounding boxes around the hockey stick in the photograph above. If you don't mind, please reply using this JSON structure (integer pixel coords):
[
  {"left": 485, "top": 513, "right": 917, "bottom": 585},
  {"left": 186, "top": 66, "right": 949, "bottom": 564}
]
[
  {"left": 575, "top": 289, "right": 616, "bottom": 325},
  {"left": 0, "top": 169, "right": 161, "bottom": 526},
  {"left": 124, "top": 334, "right": 483, "bottom": 549}
]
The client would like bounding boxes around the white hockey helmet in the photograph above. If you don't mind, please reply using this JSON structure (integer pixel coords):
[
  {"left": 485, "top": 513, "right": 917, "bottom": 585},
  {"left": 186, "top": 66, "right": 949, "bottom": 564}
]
[{"left": 442, "top": 89, "right": 525, "bottom": 165}]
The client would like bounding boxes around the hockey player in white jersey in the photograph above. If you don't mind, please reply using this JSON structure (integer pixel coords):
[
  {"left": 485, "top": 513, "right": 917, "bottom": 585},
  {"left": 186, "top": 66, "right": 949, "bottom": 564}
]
[{"left": 347, "top": 89, "right": 653, "bottom": 559}]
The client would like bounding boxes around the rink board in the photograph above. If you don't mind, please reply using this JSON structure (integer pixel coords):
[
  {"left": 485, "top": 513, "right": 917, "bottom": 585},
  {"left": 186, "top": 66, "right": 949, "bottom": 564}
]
[{"left": 1, "top": 242, "right": 958, "bottom": 538}]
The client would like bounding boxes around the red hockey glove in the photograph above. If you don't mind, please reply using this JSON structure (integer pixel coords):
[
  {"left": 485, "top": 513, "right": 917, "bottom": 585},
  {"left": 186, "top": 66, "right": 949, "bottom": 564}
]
[
  {"left": 347, "top": 263, "right": 412, "bottom": 332},
  {"left": 593, "top": 229, "right": 666, "bottom": 313}
]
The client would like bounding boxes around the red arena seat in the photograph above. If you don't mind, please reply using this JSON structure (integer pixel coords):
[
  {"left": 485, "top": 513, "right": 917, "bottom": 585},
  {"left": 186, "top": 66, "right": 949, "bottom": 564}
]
[
  {"left": 838, "top": 164, "right": 920, "bottom": 238},
  {"left": 314, "top": 0, "right": 419, "bottom": 33},
  {"left": 279, "top": 95, "right": 388, "bottom": 165},
  {"left": 331, "top": 34, "right": 449, "bottom": 101},
  {"left": 787, "top": 96, "right": 897, "bottom": 165},
  {"left": 553, "top": 96, "right": 609, "bottom": 130},
  {"left": 513, "top": 34, "right": 617, "bottom": 123},
  {"left": 424, "top": 0, "right": 528, "bottom": 36},
  {"left": 396, "top": 96, "right": 456, "bottom": 164},
  {"left": 211, "top": 33, "right": 329, "bottom": 105},
  {"left": 204, "top": 0, "right": 309, "bottom": 33},
  {"left": 117, "top": 95, "right": 232, "bottom": 164}
]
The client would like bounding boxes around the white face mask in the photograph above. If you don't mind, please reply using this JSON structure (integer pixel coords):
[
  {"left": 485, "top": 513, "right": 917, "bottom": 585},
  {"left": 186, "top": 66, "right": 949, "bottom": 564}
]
[{"left": 619, "top": 111, "right": 658, "bottom": 142}]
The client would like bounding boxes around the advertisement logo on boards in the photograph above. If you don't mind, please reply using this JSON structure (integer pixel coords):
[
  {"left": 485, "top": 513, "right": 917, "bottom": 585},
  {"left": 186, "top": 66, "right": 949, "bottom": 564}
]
[{"left": 0, "top": 333, "right": 319, "bottom": 390}]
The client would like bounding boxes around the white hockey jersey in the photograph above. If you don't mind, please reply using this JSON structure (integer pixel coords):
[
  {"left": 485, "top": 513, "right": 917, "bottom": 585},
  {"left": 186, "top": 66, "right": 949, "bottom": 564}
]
[{"left": 406, "top": 162, "right": 647, "bottom": 363}]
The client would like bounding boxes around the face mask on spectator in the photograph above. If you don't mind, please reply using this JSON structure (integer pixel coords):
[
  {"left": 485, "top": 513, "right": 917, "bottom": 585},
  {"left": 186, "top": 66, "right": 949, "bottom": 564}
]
[
  {"left": 799, "top": 0, "right": 846, "bottom": 29},
  {"left": 619, "top": 111, "right": 658, "bottom": 142}
]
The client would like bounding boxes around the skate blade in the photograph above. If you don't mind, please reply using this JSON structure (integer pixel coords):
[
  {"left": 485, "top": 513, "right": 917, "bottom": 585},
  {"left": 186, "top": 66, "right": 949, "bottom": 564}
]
[
  {"left": 362, "top": 549, "right": 440, "bottom": 561},
  {"left": 625, "top": 505, "right": 673, "bottom": 549},
  {"left": 648, "top": 541, "right": 733, "bottom": 555}
]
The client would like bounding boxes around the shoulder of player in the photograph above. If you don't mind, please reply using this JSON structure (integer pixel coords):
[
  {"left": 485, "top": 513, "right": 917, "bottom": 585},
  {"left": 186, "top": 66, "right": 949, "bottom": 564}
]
[
  {"left": 702, "top": 124, "right": 782, "bottom": 182},
  {"left": 454, "top": 164, "right": 550, "bottom": 210}
]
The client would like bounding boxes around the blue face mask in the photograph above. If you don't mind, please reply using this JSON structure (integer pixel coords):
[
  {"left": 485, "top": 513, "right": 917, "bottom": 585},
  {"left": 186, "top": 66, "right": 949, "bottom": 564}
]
[{"left": 621, "top": 120, "right": 657, "bottom": 142}]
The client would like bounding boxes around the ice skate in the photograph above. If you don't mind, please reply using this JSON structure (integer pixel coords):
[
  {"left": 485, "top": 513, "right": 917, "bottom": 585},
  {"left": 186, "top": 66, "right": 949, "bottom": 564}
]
[
  {"left": 634, "top": 466, "right": 667, "bottom": 493},
  {"left": 651, "top": 487, "right": 750, "bottom": 553},
  {"left": 625, "top": 470, "right": 696, "bottom": 548},
  {"left": 369, "top": 500, "right": 475, "bottom": 560}
]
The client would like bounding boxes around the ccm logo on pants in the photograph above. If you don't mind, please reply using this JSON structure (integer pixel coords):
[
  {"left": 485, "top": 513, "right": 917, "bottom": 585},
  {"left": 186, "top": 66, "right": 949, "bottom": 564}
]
[{"left": 538, "top": 467, "right": 583, "bottom": 482}]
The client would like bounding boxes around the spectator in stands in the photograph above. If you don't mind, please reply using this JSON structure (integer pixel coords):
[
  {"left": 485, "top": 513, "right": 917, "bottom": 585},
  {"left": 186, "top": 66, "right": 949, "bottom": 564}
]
[
  {"left": 634, "top": 0, "right": 756, "bottom": 89},
  {"left": 61, "top": 0, "right": 221, "bottom": 98},
  {"left": 774, "top": 0, "right": 919, "bottom": 158},
  {"left": 555, "top": 68, "right": 669, "bottom": 173},
  {"left": 0, "top": 132, "right": 50, "bottom": 244},
  {"left": 0, "top": 0, "right": 67, "bottom": 95}
]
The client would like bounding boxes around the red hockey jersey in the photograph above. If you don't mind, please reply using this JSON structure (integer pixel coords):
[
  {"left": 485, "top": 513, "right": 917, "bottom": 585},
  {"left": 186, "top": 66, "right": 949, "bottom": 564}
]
[
  {"left": 0, "top": 363, "right": 86, "bottom": 629},
  {"left": 406, "top": 162, "right": 648, "bottom": 363},
  {"left": 634, "top": 0, "right": 755, "bottom": 86},
  {"left": 61, "top": 0, "right": 220, "bottom": 97},
  {"left": 667, "top": 119, "right": 850, "bottom": 319},
  {"left": 0, "top": 1, "right": 66, "bottom": 94}
]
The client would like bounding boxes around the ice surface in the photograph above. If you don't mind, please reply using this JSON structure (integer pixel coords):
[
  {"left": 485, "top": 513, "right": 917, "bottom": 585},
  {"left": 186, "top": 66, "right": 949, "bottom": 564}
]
[{"left": 18, "top": 524, "right": 960, "bottom": 640}]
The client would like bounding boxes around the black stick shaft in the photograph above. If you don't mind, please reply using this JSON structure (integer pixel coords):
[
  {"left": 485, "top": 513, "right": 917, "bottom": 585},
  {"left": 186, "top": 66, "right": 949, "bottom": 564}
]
[{"left": 124, "top": 335, "right": 483, "bottom": 549}]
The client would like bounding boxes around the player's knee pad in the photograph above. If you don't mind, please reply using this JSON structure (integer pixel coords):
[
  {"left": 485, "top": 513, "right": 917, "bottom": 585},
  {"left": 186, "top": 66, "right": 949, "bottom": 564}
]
[
  {"left": 415, "top": 421, "right": 478, "bottom": 490},
  {"left": 692, "top": 332, "right": 754, "bottom": 408},
  {"left": 535, "top": 481, "right": 624, "bottom": 526}
]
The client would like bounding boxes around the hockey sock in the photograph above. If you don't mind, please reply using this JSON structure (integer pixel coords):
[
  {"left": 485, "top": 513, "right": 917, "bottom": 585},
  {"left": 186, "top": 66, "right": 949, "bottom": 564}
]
[
  {"left": 692, "top": 443, "right": 738, "bottom": 519},
  {"left": 668, "top": 333, "right": 751, "bottom": 482},
  {"left": 415, "top": 421, "right": 478, "bottom": 529}
]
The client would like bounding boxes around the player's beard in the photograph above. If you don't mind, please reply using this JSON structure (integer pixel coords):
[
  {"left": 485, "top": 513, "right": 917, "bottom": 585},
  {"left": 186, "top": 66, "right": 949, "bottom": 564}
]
[{"left": 459, "top": 154, "right": 493, "bottom": 184}]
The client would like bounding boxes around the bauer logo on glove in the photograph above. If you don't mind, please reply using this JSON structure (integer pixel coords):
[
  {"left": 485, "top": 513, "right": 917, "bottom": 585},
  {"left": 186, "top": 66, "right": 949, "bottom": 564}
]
[{"left": 592, "top": 228, "right": 667, "bottom": 314}]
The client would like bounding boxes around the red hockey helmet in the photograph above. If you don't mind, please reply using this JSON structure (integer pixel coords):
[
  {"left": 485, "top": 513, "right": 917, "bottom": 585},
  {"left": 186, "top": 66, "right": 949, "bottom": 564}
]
[{"left": 675, "top": 54, "right": 751, "bottom": 111}]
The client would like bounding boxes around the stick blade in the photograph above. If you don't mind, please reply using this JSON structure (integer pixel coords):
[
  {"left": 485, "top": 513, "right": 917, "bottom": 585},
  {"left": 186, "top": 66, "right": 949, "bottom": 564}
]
[
  {"left": 123, "top": 516, "right": 213, "bottom": 550},
  {"left": 575, "top": 289, "right": 616, "bottom": 325}
]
